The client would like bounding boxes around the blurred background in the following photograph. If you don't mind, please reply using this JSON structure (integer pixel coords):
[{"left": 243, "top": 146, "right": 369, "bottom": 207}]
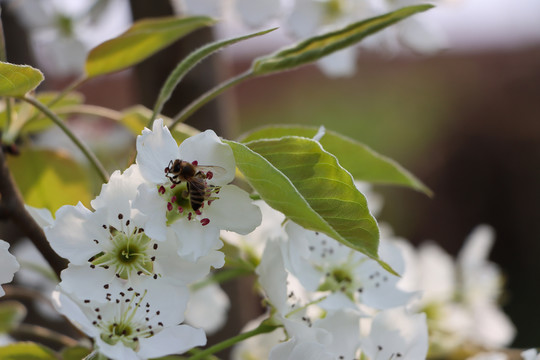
[{"left": 1, "top": 0, "right": 540, "bottom": 353}]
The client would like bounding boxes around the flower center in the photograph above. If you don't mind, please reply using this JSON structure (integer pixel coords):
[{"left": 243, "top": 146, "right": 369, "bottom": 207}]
[
  {"left": 158, "top": 162, "right": 221, "bottom": 227},
  {"left": 89, "top": 215, "right": 158, "bottom": 281},
  {"left": 324, "top": 0, "right": 346, "bottom": 20}
]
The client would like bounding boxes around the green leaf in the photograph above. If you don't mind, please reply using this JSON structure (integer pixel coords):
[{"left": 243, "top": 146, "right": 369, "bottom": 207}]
[
  {"left": 0, "top": 342, "right": 56, "bottom": 360},
  {"left": 151, "top": 27, "right": 277, "bottom": 121},
  {"left": 252, "top": 5, "right": 433, "bottom": 75},
  {"left": 60, "top": 346, "right": 91, "bottom": 360},
  {"left": 225, "top": 138, "right": 395, "bottom": 273},
  {"left": 0, "top": 92, "right": 85, "bottom": 144},
  {"left": 0, "top": 301, "right": 26, "bottom": 333},
  {"left": 7, "top": 149, "right": 92, "bottom": 213},
  {"left": 121, "top": 105, "right": 199, "bottom": 143},
  {"left": 0, "top": 62, "right": 44, "bottom": 97},
  {"left": 85, "top": 16, "right": 215, "bottom": 78},
  {"left": 240, "top": 125, "right": 432, "bottom": 196}
]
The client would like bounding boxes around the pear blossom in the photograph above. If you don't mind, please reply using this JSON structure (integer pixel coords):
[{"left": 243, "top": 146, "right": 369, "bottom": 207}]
[
  {"left": 45, "top": 165, "right": 223, "bottom": 303},
  {"left": 135, "top": 119, "right": 261, "bottom": 261},
  {"left": 399, "top": 224, "right": 515, "bottom": 356},
  {"left": 0, "top": 240, "right": 19, "bottom": 297},
  {"left": 282, "top": 221, "right": 414, "bottom": 311},
  {"left": 52, "top": 284, "right": 205, "bottom": 360},
  {"left": 221, "top": 199, "right": 286, "bottom": 262},
  {"left": 256, "top": 239, "right": 362, "bottom": 360},
  {"left": 522, "top": 349, "right": 540, "bottom": 360},
  {"left": 184, "top": 282, "right": 230, "bottom": 335},
  {"left": 360, "top": 307, "right": 428, "bottom": 360}
]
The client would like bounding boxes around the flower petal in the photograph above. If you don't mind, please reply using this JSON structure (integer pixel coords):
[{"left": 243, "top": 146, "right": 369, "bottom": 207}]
[
  {"left": 178, "top": 130, "right": 235, "bottom": 185},
  {"left": 235, "top": 0, "right": 281, "bottom": 27},
  {"left": 203, "top": 185, "right": 262, "bottom": 234},
  {"left": 136, "top": 118, "right": 180, "bottom": 184},
  {"left": 0, "top": 240, "right": 19, "bottom": 297},
  {"left": 137, "top": 324, "right": 206, "bottom": 358}
]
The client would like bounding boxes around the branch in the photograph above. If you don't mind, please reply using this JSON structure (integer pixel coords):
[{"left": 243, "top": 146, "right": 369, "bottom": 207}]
[{"left": 0, "top": 145, "right": 66, "bottom": 278}]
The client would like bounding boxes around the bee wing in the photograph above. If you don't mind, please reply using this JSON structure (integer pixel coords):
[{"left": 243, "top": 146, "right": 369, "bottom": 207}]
[{"left": 196, "top": 165, "right": 227, "bottom": 180}]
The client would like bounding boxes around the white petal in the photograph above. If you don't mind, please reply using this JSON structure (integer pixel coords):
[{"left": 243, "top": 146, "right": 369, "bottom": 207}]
[
  {"left": 91, "top": 165, "right": 144, "bottom": 213},
  {"left": 51, "top": 289, "right": 98, "bottom": 337},
  {"left": 235, "top": 0, "right": 281, "bottom": 27},
  {"left": 169, "top": 221, "right": 221, "bottom": 262},
  {"left": 137, "top": 325, "right": 206, "bottom": 358},
  {"left": 270, "top": 338, "right": 334, "bottom": 360},
  {"left": 203, "top": 185, "right": 262, "bottom": 234},
  {"left": 133, "top": 183, "right": 168, "bottom": 242},
  {"left": 257, "top": 239, "right": 289, "bottom": 315},
  {"left": 45, "top": 203, "right": 105, "bottom": 264},
  {"left": 315, "top": 309, "right": 361, "bottom": 359},
  {"left": 178, "top": 130, "right": 235, "bottom": 184},
  {"left": 25, "top": 205, "right": 54, "bottom": 228},
  {"left": 59, "top": 265, "right": 115, "bottom": 302},
  {"left": 0, "top": 240, "right": 19, "bottom": 297},
  {"left": 185, "top": 283, "right": 230, "bottom": 334},
  {"left": 317, "top": 48, "right": 357, "bottom": 78},
  {"left": 136, "top": 118, "right": 180, "bottom": 185},
  {"left": 95, "top": 338, "right": 139, "bottom": 360},
  {"left": 180, "top": 0, "right": 223, "bottom": 17},
  {"left": 286, "top": 0, "right": 324, "bottom": 39},
  {"left": 521, "top": 349, "right": 540, "bottom": 360}
]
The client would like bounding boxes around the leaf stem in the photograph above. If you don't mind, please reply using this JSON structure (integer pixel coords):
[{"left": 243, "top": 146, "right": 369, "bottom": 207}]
[
  {"left": 47, "top": 76, "right": 86, "bottom": 108},
  {"left": 20, "top": 95, "right": 109, "bottom": 183},
  {"left": 187, "top": 321, "right": 280, "bottom": 360},
  {"left": 170, "top": 69, "right": 254, "bottom": 129}
]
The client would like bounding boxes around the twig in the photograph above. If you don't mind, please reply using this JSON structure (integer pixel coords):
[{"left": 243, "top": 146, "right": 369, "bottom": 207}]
[{"left": 0, "top": 146, "right": 66, "bottom": 278}]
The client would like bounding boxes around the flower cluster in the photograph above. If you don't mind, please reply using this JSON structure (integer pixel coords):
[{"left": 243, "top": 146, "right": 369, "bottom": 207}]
[
  {"left": 228, "top": 186, "right": 516, "bottom": 360},
  {"left": 42, "top": 119, "right": 261, "bottom": 359}
]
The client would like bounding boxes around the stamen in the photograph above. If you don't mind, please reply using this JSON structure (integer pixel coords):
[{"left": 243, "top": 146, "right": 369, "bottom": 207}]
[{"left": 200, "top": 218, "right": 210, "bottom": 226}]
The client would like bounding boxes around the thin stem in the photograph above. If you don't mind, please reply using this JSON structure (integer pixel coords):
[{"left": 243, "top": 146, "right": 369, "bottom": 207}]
[
  {"left": 187, "top": 322, "right": 280, "bottom": 360},
  {"left": 10, "top": 323, "right": 81, "bottom": 348},
  {"left": 20, "top": 95, "right": 109, "bottom": 183},
  {"left": 54, "top": 104, "right": 123, "bottom": 121},
  {"left": 170, "top": 69, "right": 254, "bottom": 130},
  {"left": 0, "top": 146, "right": 67, "bottom": 278},
  {"left": 47, "top": 76, "right": 86, "bottom": 108}
]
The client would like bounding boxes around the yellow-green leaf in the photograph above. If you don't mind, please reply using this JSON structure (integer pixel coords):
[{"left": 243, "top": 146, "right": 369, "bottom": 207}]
[
  {"left": 252, "top": 5, "right": 433, "bottom": 75},
  {"left": 7, "top": 149, "right": 92, "bottom": 213},
  {"left": 0, "top": 62, "right": 43, "bottom": 97},
  {"left": 240, "top": 125, "right": 431, "bottom": 195},
  {"left": 226, "top": 138, "right": 395, "bottom": 274},
  {"left": 85, "top": 16, "right": 215, "bottom": 78},
  {"left": 0, "top": 301, "right": 26, "bottom": 333},
  {"left": 0, "top": 342, "right": 56, "bottom": 360}
]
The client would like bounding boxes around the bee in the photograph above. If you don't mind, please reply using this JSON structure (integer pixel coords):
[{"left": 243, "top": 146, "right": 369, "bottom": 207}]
[{"left": 164, "top": 159, "right": 224, "bottom": 212}]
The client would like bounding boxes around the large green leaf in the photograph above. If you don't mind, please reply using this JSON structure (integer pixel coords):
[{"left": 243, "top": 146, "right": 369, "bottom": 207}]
[
  {"left": 85, "top": 16, "right": 215, "bottom": 78},
  {"left": 0, "top": 342, "right": 56, "bottom": 360},
  {"left": 226, "top": 138, "right": 394, "bottom": 273},
  {"left": 0, "top": 301, "right": 26, "bottom": 333},
  {"left": 0, "top": 62, "right": 44, "bottom": 97},
  {"left": 252, "top": 5, "right": 433, "bottom": 75},
  {"left": 240, "top": 125, "right": 431, "bottom": 195},
  {"left": 7, "top": 149, "right": 92, "bottom": 213},
  {"left": 152, "top": 27, "right": 277, "bottom": 121}
]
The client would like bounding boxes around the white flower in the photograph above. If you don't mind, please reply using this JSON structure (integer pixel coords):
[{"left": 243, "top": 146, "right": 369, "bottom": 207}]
[
  {"left": 522, "top": 349, "right": 540, "bottom": 360},
  {"left": 0, "top": 240, "right": 19, "bottom": 297},
  {"left": 135, "top": 119, "right": 261, "bottom": 261},
  {"left": 282, "top": 221, "right": 414, "bottom": 311},
  {"left": 399, "top": 225, "right": 515, "bottom": 354},
  {"left": 221, "top": 199, "right": 286, "bottom": 262},
  {"left": 45, "top": 165, "right": 223, "bottom": 303},
  {"left": 52, "top": 284, "right": 205, "bottom": 360},
  {"left": 360, "top": 307, "right": 428, "bottom": 360},
  {"left": 257, "top": 239, "right": 362, "bottom": 360},
  {"left": 184, "top": 282, "right": 230, "bottom": 335}
]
